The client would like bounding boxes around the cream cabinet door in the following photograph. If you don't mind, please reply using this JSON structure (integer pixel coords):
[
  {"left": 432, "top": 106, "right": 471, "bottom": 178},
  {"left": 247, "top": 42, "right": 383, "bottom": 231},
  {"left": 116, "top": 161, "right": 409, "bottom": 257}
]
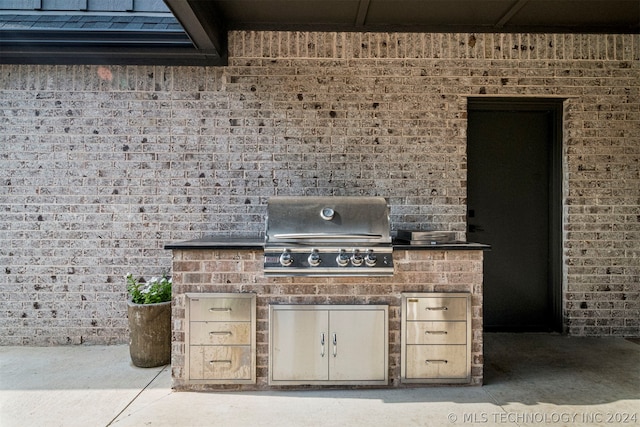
[
  {"left": 269, "top": 305, "right": 388, "bottom": 385},
  {"left": 270, "top": 308, "right": 329, "bottom": 382},
  {"left": 328, "top": 309, "right": 387, "bottom": 381}
]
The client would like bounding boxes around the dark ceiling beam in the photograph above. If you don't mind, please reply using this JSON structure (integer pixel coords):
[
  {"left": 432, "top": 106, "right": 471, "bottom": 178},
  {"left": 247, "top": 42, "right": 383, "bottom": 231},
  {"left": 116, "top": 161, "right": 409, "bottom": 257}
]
[
  {"left": 495, "top": 0, "right": 530, "bottom": 29},
  {"left": 0, "top": 29, "right": 192, "bottom": 46},
  {"left": 355, "top": 0, "right": 371, "bottom": 27},
  {"left": 0, "top": 28, "right": 225, "bottom": 66},
  {"left": 0, "top": 45, "right": 223, "bottom": 66},
  {"left": 163, "top": 0, "right": 227, "bottom": 60}
]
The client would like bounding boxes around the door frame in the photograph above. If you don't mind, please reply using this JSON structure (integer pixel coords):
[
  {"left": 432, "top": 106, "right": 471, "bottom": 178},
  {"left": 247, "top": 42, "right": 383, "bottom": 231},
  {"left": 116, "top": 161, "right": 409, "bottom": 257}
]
[{"left": 467, "top": 97, "right": 564, "bottom": 332}]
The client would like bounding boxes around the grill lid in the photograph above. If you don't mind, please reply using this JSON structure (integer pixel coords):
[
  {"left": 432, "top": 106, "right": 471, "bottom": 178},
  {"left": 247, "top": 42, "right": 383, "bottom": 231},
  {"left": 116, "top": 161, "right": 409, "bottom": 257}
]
[
  {"left": 265, "top": 196, "right": 392, "bottom": 246},
  {"left": 264, "top": 196, "right": 394, "bottom": 277}
]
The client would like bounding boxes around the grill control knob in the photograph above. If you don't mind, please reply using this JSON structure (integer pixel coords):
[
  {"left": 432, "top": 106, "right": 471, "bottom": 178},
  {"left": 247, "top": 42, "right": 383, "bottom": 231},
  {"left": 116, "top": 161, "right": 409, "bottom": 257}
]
[
  {"left": 364, "top": 250, "right": 377, "bottom": 266},
  {"left": 351, "top": 250, "right": 364, "bottom": 266},
  {"left": 336, "top": 249, "right": 350, "bottom": 267},
  {"left": 308, "top": 250, "right": 321, "bottom": 267},
  {"left": 279, "top": 250, "right": 294, "bottom": 267}
]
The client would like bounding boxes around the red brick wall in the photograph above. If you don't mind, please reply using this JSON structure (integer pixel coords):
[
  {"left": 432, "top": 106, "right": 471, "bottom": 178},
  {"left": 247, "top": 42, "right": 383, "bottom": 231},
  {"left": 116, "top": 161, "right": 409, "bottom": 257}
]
[{"left": 2, "top": 32, "right": 637, "bottom": 345}]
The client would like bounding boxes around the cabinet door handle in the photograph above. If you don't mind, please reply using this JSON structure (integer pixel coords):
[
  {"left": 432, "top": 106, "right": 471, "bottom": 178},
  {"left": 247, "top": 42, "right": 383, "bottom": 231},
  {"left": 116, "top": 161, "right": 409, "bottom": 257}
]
[
  {"left": 320, "top": 333, "right": 325, "bottom": 357},
  {"left": 208, "top": 307, "right": 232, "bottom": 312},
  {"left": 332, "top": 333, "right": 337, "bottom": 357},
  {"left": 426, "top": 306, "right": 448, "bottom": 311},
  {"left": 425, "top": 330, "right": 448, "bottom": 335},
  {"left": 425, "top": 359, "right": 448, "bottom": 364},
  {"left": 209, "top": 331, "right": 232, "bottom": 336}
]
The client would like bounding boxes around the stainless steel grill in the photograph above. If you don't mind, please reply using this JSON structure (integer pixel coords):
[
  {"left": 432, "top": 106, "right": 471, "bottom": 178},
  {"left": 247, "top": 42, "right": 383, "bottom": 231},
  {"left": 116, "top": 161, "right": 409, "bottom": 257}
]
[{"left": 264, "top": 196, "right": 394, "bottom": 277}]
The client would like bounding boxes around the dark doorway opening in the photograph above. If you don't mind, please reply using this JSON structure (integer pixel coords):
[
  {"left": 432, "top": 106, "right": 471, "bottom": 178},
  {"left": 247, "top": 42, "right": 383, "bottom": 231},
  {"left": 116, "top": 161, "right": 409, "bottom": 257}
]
[{"left": 467, "top": 98, "right": 563, "bottom": 332}]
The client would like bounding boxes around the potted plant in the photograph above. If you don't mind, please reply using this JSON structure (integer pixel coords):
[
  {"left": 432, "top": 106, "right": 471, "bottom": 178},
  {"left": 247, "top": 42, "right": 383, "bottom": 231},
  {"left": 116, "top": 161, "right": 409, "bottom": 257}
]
[{"left": 126, "top": 273, "right": 172, "bottom": 368}]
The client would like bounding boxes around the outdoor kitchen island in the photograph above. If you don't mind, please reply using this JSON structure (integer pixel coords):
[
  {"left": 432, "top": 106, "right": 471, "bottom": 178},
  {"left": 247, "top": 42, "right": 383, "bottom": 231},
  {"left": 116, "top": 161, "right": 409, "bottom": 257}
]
[{"left": 166, "top": 238, "right": 488, "bottom": 391}]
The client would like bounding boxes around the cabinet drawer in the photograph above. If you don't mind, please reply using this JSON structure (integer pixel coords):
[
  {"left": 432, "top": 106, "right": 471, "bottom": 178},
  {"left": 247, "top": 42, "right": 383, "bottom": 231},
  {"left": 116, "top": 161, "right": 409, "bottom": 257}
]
[
  {"left": 189, "top": 297, "right": 252, "bottom": 322},
  {"left": 405, "top": 345, "right": 468, "bottom": 379},
  {"left": 405, "top": 321, "right": 467, "bottom": 345},
  {"left": 189, "top": 346, "right": 252, "bottom": 380},
  {"left": 189, "top": 322, "right": 251, "bottom": 345},
  {"left": 404, "top": 296, "right": 467, "bottom": 321}
]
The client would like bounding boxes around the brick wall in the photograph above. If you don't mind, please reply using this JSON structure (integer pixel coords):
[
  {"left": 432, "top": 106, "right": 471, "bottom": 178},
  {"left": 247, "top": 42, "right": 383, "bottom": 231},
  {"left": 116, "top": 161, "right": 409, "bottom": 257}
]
[
  {"left": 170, "top": 248, "right": 485, "bottom": 390},
  {"left": 1, "top": 32, "right": 638, "bottom": 344}
]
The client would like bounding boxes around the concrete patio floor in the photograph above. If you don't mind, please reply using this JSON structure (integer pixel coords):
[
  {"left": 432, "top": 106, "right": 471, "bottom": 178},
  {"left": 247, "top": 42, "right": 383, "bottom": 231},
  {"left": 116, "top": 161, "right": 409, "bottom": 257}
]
[{"left": 1, "top": 333, "right": 638, "bottom": 427}]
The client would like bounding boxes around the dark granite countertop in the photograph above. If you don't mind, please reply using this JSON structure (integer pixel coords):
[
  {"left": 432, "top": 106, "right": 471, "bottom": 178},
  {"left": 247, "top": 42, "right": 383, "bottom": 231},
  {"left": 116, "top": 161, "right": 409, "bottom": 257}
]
[
  {"left": 392, "top": 241, "right": 490, "bottom": 250},
  {"left": 164, "top": 238, "right": 264, "bottom": 250},
  {"left": 164, "top": 238, "right": 490, "bottom": 251}
]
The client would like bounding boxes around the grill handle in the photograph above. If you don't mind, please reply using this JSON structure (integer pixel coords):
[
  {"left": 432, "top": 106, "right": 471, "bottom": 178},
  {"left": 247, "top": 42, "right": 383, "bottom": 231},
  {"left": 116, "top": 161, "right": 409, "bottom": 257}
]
[
  {"left": 271, "top": 233, "right": 383, "bottom": 240},
  {"left": 332, "top": 333, "right": 337, "bottom": 357}
]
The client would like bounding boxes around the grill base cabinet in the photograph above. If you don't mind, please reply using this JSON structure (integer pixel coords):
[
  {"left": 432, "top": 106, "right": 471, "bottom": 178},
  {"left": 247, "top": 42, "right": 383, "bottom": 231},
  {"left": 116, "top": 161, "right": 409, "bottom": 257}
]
[
  {"left": 269, "top": 305, "right": 388, "bottom": 385},
  {"left": 185, "top": 293, "right": 256, "bottom": 384},
  {"left": 401, "top": 293, "right": 472, "bottom": 384}
]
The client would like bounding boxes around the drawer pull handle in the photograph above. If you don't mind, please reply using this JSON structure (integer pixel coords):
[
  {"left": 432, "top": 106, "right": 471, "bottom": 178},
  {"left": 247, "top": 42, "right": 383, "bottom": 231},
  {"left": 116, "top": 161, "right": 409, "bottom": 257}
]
[
  {"left": 425, "top": 330, "right": 448, "bottom": 335},
  {"left": 209, "top": 331, "right": 232, "bottom": 336},
  {"left": 209, "top": 359, "right": 232, "bottom": 364},
  {"left": 208, "top": 308, "right": 232, "bottom": 312},
  {"left": 426, "top": 306, "right": 448, "bottom": 311},
  {"left": 425, "top": 359, "right": 448, "bottom": 364}
]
